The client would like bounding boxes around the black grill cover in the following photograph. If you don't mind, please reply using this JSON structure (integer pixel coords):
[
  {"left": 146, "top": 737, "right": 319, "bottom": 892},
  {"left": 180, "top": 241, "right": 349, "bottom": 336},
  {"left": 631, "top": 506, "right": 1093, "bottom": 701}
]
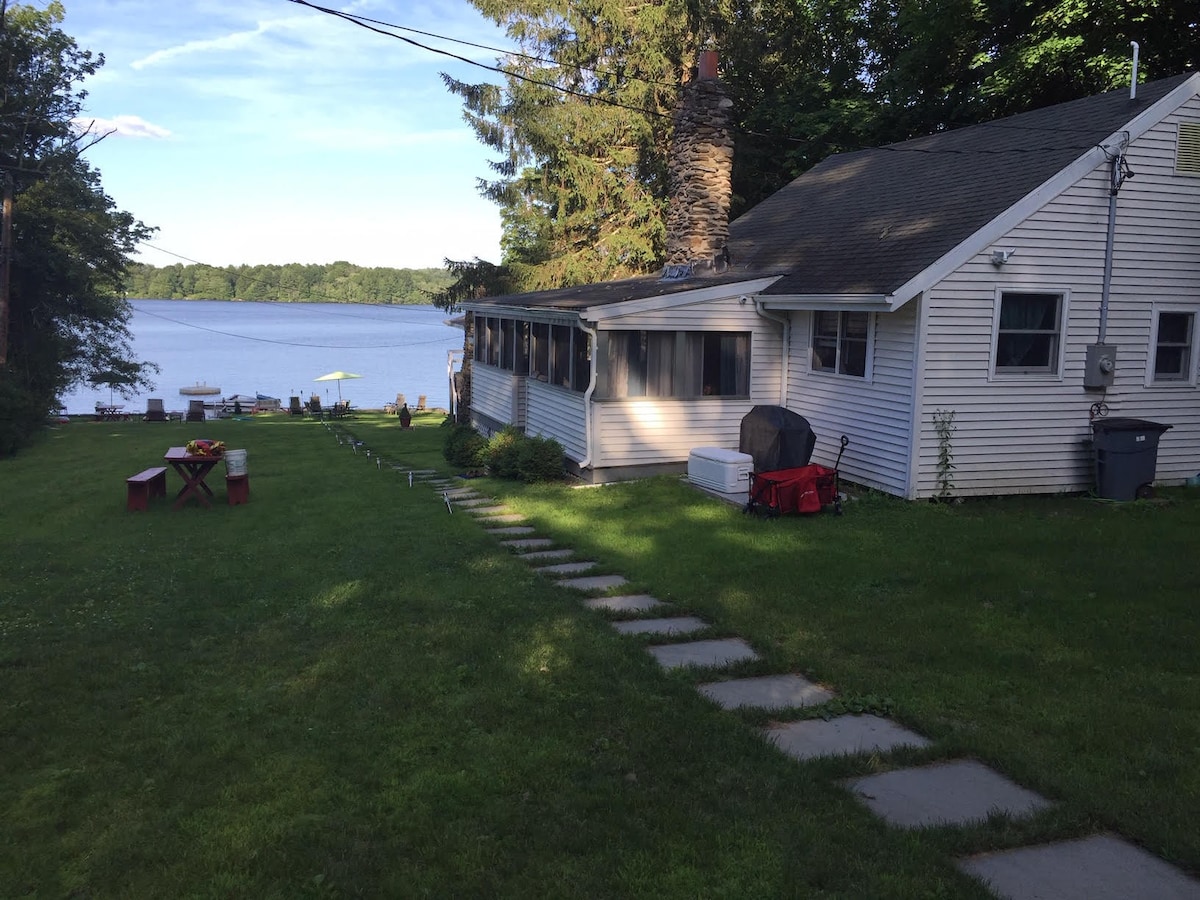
[{"left": 739, "top": 405, "right": 816, "bottom": 472}]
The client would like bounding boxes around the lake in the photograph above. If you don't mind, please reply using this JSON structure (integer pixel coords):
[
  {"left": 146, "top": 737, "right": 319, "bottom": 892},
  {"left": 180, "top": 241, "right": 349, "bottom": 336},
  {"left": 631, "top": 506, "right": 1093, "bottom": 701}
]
[{"left": 59, "top": 300, "right": 465, "bottom": 415}]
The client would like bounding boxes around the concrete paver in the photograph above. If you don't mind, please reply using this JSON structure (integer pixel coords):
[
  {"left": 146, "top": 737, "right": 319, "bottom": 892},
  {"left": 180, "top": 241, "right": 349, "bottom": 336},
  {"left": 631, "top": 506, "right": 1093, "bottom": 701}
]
[
  {"left": 519, "top": 549, "right": 575, "bottom": 561},
  {"left": 957, "top": 833, "right": 1200, "bottom": 900},
  {"left": 452, "top": 498, "right": 495, "bottom": 507},
  {"left": 613, "top": 616, "right": 708, "bottom": 636},
  {"left": 467, "top": 506, "right": 511, "bottom": 516},
  {"left": 476, "top": 513, "right": 526, "bottom": 524},
  {"left": 535, "top": 561, "right": 597, "bottom": 576},
  {"left": 556, "top": 574, "right": 628, "bottom": 592},
  {"left": 699, "top": 674, "right": 835, "bottom": 711},
  {"left": 484, "top": 526, "right": 536, "bottom": 535},
  {"left": 582, "top": 594, "right": 665, "bottom": 612},
  {"left": 764, "top": 714, "right": 929, "bottom": 762},
  {"left": 647, "top": 638, "right": 758, "bottom": 670},
  {"left": 500, "top": 538, "right": 555, "bottom": 550},
  {"left": 844, "top": 759, "right": 1051, "bottom": 828},
  {"left": 442, "top": 488, "right": 480, "bottom": 498}
]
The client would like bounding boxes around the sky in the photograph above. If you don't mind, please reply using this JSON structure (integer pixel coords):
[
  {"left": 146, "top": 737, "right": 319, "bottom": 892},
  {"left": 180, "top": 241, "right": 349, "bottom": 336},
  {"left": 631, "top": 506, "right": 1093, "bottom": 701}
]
[{"left": 63, "top": 0, "right": 512, "bottom": 270}]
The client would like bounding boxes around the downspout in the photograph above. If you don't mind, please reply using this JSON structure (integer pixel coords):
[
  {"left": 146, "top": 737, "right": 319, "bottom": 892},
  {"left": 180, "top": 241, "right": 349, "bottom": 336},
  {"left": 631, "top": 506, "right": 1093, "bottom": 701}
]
[
  {"left": 577, "top": 321, "right": 599, "bottom": 469},
  {"left": 754, "top": 299, "right": 790, "bottom": 406}
]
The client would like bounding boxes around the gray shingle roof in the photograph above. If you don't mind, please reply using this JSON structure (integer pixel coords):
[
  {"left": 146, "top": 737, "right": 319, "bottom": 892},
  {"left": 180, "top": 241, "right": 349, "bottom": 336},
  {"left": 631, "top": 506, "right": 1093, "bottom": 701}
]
[
  {"left": 467, "top": 74, "right": 1195, "bottom": 312},
  {"left": 735, "top": 73, "right": 1195, "bottom": 298}
]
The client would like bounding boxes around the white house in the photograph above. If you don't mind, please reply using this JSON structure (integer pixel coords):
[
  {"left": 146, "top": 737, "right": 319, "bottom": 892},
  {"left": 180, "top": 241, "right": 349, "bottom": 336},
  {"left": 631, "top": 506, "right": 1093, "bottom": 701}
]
[{"left": 460, "top": 71, "right": 1200, "bottom": 499}]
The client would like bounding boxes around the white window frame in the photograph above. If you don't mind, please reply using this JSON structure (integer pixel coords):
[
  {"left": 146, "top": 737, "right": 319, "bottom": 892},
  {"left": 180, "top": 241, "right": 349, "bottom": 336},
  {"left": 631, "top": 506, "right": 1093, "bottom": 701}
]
[
  {"left": 809, "top": 310, "right": 875, "bottom": 381},
  {"left": 989, "top": 287, "right": 1069, "bottom": 381},
  {"left": 1146, "top": 304, "right": 1199, "bottom": 387}
]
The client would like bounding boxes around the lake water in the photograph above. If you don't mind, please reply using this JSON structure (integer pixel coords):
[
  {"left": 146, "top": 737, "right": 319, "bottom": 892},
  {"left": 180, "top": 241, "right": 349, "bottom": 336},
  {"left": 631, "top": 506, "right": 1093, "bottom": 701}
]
[{"left": 59, "top": 300, "right": 464, "bottom": 415}]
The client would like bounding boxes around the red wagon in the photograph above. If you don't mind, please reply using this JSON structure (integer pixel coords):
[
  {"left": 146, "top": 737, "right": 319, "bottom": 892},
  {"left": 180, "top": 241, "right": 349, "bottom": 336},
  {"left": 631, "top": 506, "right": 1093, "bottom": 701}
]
[{"left": 745, "top": 436, "right": 848, "bottom": 517}]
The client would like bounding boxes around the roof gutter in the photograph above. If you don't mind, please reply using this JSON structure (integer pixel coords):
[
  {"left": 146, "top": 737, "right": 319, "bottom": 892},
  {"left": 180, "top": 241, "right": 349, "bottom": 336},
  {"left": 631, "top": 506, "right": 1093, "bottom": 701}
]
[{"left": 754, "top": 299, "right": 790, "bottom": 406}]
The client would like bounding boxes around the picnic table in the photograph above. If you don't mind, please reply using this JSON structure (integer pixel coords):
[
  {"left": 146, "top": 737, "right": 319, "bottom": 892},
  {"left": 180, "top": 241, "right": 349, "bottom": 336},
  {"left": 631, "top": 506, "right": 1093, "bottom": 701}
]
[
  {"left": 164, "top": 446, "right": 221, "bottom": 509},
  {"left": 95, "top": 404, "right": 127, "bottom": 421}
]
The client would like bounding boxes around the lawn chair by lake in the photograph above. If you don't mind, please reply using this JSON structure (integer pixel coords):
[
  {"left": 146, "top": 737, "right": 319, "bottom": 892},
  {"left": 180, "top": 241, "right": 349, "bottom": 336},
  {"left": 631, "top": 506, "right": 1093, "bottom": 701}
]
[
  {"left": 185, "top": 399, "right": 205, "bottom": 422},
  {"left": 145, "top": 398, "right": 167, "bottom": 422},
  {"left": 289, "top": 396, "right": 304, "bottom": 416},
  {"left": 384, "top": 392, "right": 405, "bottom": 415},
  {"left": 416, "top": 395, "right": 426, "bottom": 411},
  {"left": 308, "top": 395, "right": 323, "bottom": 418}
]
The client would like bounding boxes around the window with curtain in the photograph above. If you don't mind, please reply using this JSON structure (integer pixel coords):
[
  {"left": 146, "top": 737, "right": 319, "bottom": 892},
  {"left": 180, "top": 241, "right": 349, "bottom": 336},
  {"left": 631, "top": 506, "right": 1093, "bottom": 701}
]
[
  {"left": 1153, "top": 311, "right": 1195, "bottom": 382},
  {"left": 811, "top": 311, "right": 868, "bottom": 377},
  {"left": 603, "top": 330, "right": 748, "bottom": 398},
  {"left": 995, "top": 292, "right": 1062, "bottom": 373}
]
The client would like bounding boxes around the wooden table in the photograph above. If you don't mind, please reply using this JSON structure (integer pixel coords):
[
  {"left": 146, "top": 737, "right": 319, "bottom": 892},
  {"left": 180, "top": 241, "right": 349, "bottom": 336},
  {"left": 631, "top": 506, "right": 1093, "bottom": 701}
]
[
  {"left": 95, "top": 404, "right": 126, "bottom": 421},
  {"left": 164, "top": 446, "right": 221, "bottom": 509}
]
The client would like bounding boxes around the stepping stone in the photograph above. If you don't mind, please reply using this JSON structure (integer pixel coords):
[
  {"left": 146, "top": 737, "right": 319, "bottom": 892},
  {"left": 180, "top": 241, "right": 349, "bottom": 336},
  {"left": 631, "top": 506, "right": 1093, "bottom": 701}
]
[
  {"left": 957, "top": 833, "right": 1200, "bottom": 900},
  {"left": 467, "top": 506, "right": 511, "bottom": 516},
  {"left": 485, "top": 526, "right": 536, "bottom": 535},
  {"left": 519, "top": 549, "right": 575, "bottom": 561},
  {"left": 442, "top": 488, "right": 479, "bottom": 498},
  {"left": 647, "top": 638, "right": 758, "bottom": 671},
  {"left": 536, "top": 561, "right": 597, "bottom": 576},
  {"left": 699, "top": 674, "right": 836, "bottom": 711},
  {"left": 844, "top": 759, "right": 1051, "bottom": 828},
  {"left": 613, "top": 616, "right": 707, "bottom": 636},
  {"left": 500, "top": 538, "right": 554, "bottom": 550},
  {"left": 556, "top": 574, "right": 628, "bottom": 592},
  {"left": 452, "top": 498, "right": 494, "bottom": 507},
  {"left": 764, "top": 714, "right": 928, "bottom": 762},
  {"left": 583, "top": 594, "right": 665, "bottom": 613},
  {"left": 476, "top": 514, "right": 525, "bottom": 524}
]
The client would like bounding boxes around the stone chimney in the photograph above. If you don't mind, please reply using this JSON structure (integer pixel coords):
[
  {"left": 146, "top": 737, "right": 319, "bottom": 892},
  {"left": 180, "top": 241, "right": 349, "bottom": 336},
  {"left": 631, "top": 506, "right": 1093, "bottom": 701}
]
[{"left": 664, "top": 49, "right": 734, "bottom": 272}]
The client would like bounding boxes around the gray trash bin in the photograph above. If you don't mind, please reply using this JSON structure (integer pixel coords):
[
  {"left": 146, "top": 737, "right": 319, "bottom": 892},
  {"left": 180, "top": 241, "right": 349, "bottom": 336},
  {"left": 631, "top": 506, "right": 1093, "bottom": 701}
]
[{"left": 1091, "top": 418, "right": 1172, "bottom": 500}]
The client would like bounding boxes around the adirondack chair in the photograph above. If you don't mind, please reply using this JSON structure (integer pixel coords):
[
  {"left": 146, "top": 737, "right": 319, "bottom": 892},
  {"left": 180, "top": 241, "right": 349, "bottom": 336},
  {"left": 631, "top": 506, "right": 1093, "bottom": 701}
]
[{"left": 288, "top": 396, "right": 304, "bottom": 416}]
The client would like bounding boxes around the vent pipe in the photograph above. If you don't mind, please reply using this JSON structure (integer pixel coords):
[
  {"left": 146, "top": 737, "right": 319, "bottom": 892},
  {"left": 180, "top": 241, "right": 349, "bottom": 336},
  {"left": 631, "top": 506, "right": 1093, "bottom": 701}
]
[{"left": 1130, "top": 42, "right": 1140, "bottom": 99}]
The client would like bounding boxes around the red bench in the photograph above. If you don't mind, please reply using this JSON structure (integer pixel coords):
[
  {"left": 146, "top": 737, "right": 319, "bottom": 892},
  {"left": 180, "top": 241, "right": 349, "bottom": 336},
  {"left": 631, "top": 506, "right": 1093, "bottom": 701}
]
[{"left": 127, "top": 466, "right": 168, "bottom": 512}]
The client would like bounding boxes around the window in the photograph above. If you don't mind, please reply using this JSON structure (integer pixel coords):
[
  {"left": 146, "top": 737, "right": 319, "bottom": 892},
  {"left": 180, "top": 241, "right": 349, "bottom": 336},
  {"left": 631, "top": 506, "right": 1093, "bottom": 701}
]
[
  {"left": 531, "top": 323, "right": 550, "bottom": 380},
  {"left": 994, "top": 292, "right": 1062, "bottom": 374},
  {"left": 1152, "top": 310, "right": 1195, "bottom": 383},
  {"left": 603, "top": 330, "right": 749, "bottom": 398},
  {"left": 812, "top": 311, "right": 869, "bottom": 377}
]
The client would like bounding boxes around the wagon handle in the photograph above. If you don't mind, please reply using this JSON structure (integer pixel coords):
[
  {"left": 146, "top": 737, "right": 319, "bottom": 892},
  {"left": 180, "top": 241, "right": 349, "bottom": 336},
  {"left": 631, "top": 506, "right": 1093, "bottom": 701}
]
[{"left": 835, "top": 434, "right": 849, "bottom": 470}]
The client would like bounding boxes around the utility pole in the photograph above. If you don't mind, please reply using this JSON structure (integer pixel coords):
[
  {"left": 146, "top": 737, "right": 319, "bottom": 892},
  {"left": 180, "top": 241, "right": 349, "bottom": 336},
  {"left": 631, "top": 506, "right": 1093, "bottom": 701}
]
[{"left": 0, "top": 171, "right": 11, "bottom": 366}]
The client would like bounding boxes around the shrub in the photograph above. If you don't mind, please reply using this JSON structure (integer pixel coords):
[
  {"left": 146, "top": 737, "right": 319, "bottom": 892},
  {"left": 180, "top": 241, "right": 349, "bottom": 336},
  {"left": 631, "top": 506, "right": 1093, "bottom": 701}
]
[
  {"left": 483, "top": 427, "right": 523, "bottom": 479},
  {"left": 515, "top": 434, "right": 564, "bottom": 483},
  {"left": 442, "top": 423, "right": 487, "bottom": 469}
]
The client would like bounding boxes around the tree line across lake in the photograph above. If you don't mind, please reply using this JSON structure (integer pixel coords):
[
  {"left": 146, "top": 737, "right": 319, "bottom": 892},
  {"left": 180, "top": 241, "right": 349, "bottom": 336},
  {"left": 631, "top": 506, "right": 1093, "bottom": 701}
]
[{"left": 123, "top": 262, "right": 455, "bottom": 305}]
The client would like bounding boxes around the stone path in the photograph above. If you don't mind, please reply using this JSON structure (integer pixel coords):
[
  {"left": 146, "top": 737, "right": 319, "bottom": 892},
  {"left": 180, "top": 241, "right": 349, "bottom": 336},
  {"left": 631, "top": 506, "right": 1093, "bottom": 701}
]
[{"left": 352, "top": 446, "right": 1200, "bottom": 900}]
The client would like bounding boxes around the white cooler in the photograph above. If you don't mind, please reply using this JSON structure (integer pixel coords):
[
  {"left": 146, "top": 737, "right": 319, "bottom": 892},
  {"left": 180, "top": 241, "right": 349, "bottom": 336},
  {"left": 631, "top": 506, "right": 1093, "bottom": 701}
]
[{"left": 688, "top": 447, "right": 754, "bottom": 493}]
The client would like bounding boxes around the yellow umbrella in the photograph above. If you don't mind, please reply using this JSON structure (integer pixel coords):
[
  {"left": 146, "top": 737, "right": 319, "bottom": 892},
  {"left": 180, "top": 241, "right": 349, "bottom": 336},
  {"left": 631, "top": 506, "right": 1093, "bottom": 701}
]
[{"left": 314, "top": 371, "right": 362, "bottom": 401}]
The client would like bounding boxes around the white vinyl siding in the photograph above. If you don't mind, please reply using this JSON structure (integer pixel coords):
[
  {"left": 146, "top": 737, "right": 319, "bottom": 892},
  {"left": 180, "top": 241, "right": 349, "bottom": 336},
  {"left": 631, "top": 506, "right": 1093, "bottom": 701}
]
[
  {"left": 470, "top": 364, "right": 524, "bottom": 430},
  {"left": 784, "top": 303, "right": 917, "bottom": 496},
  {"left": 914, "top": 95, "right": 1200, "bottom": 497},
  {"left": 525, "top": 379, "right": 587, "bottom": 461}
]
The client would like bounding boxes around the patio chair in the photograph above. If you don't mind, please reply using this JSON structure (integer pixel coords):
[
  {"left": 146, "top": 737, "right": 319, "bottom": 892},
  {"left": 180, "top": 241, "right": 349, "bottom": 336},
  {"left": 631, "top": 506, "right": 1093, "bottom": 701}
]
[
  {"left": 288, "top": 396, "right": 304, "bottom": 416},
  {"left": 145, "top": 398, "right": 167, "bottom": 422},
  {"left": 416, "top": 395, "right": 426, "bottom": 411},
  {"left": 308, "top": 395, "right": 323, "bottom": 418},
  {"left": 185, "top": 399, "right": 205, "bottom": 422}
]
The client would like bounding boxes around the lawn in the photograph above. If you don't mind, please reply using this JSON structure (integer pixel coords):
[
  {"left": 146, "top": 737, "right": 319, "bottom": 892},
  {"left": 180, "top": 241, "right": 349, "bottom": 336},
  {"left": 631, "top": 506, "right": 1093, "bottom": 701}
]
[{"left": 2, "top": 412, "right": 1197, "bottom": 898}]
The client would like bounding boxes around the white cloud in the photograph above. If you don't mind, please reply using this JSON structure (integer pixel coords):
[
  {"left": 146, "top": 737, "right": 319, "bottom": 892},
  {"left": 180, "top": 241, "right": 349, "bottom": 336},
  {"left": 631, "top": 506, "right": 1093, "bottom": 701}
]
[
  {"left": 73, "top": 115, "right": 172, "bottom": 139},
  {"left": 130, "top": 22, "right": 270, "bottom": 70}
]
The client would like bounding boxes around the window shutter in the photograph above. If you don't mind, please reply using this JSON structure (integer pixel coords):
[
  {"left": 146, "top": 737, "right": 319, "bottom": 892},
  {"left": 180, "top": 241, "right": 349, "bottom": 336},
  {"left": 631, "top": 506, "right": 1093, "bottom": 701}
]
[{"left": 1177, "top": 122, "right": 1200, "bottom": 176}]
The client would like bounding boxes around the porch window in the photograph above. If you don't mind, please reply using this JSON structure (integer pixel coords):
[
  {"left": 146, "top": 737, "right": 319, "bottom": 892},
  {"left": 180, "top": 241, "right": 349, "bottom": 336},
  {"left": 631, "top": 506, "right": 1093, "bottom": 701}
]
[
  {"left": 812, "top": 311, "right": 869, "bottom": 377},
  {"left": 531, "top": 323, "right": 550, "bottom": 381},
  {"left": 603, "top": 330, "right": 749, "bottom": 398},
  {"left": 994, "top": 292, "right": 1062, "bottom": 374},
  {"left": 1151, "top": 310, "right": 1196, "bottom": 383}
]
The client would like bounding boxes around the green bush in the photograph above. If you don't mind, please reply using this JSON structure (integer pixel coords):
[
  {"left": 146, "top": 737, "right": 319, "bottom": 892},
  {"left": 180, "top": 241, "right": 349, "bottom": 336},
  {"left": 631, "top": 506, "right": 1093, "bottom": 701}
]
[
  {"left": 515, "top": 434, "right": 564, "bottom": 483},
  {"left": 442, "top": 423, "right": 487, "bottom": 469},
  {"left": 483, "top": 427, "right": 523, "bottom": 478}
]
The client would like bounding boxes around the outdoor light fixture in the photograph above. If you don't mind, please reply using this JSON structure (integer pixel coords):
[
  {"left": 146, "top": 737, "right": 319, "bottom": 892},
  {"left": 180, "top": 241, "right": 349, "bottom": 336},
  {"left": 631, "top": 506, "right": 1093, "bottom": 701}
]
[{"left": 991, "top": 249, "right": 1016, "bottom": 267}]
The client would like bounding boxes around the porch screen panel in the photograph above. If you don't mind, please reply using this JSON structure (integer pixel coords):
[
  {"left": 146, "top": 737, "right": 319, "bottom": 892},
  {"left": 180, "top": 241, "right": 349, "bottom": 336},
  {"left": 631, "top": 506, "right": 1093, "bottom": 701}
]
[
  {"left": 572, "top": 327, "right": 591, "bottom": 391},
  {"left": 515, "top": 321, "right": 531, "bottom": 375},
  {"left": 500, "top": 319, "right": 516, "bottom": 371},
  {"left": 531, "top": 323, "right": 550, "bottom": 380},
  {"left": 473, "top": 314, "right": 485, "bottom": 363},
  {"left": 550, "top": 324, "right": 573, "bottom": 388},
  {"left": 487, "top": 317, "right": 500, "bottom": 366}
]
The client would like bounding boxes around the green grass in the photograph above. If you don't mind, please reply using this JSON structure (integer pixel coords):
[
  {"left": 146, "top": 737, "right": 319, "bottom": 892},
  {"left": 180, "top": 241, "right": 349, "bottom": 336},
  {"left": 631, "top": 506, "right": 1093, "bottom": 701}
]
[{"left": 2, "top": 412, "right": 1197, "bottom": 897}]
